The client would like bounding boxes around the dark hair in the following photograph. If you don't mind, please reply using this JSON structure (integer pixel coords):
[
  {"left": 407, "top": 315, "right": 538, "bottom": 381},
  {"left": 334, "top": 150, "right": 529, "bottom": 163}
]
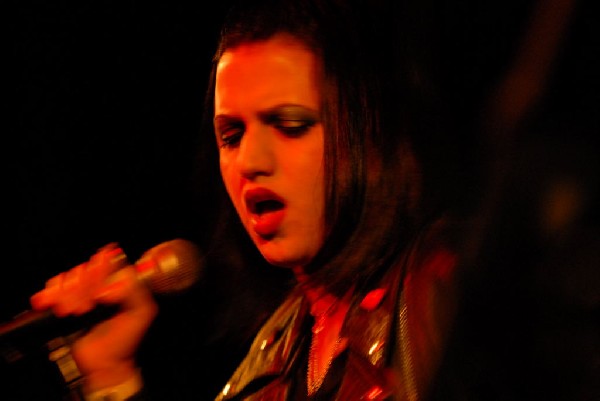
[{"left": 198, "top": 0, "right": 434, "bottom": 297}]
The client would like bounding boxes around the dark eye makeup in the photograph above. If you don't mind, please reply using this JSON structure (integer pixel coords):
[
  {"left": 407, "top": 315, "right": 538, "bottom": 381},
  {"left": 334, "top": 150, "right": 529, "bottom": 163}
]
[
  {"left": 262, "top": 105, "right": 319, "bottom": 136},
  {"left": 215, "top": 121, "right": 245, "bottom": 148},
  {"left": 214, "top": 105, "right": 320, "bottom": 148}
]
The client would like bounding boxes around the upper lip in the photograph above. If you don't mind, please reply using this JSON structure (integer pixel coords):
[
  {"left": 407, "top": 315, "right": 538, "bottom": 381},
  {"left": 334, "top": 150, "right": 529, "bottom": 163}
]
[{"left": 244, "top": 187, "right": 285, "bottom": 215}]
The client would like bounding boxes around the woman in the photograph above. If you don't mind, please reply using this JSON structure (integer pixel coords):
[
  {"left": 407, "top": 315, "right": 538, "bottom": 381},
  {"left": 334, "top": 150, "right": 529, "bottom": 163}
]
[{"left": 31, "top": 0, "right": 458, "bottom": 400}]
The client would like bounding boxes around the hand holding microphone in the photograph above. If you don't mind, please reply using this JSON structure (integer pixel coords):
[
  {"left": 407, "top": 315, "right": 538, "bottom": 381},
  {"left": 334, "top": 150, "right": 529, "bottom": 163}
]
[
  {"left": 29, "top": 238, "right": 202, "bottom": 316},
  {"left": 22, "top": 239, "right": 202, "bottom": 393}
]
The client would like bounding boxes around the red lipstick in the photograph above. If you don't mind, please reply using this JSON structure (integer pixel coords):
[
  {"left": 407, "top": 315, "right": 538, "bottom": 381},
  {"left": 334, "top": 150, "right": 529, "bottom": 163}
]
[{"left": 245, "top": 188, "right": 286, "bottom": 237}]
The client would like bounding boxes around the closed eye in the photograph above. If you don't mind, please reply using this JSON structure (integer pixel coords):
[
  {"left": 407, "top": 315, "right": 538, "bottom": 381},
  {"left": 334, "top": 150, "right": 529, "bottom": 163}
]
[
  {"left": 215, "top": 119, "right": 245, "bottom": 148},
  {"left": 272, "top": 117, "right": 317, "bottom": 137},
  {"left": 261, "top": 105, "right": 319, "bottom": 137},
  {"left": 214, "top": 105, "right": 319, "bottom": 147}
]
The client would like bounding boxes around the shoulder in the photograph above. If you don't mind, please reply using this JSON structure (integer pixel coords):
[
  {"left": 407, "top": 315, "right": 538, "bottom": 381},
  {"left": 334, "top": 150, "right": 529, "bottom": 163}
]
[{"left": 400, "top": 216, "right": 462, "bottom": 398}]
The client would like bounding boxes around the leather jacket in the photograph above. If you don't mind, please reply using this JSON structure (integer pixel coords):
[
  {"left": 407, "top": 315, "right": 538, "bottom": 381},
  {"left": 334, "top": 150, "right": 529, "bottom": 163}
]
[{"left": 214, "top": 229, "right": 458, "bottom": 401}]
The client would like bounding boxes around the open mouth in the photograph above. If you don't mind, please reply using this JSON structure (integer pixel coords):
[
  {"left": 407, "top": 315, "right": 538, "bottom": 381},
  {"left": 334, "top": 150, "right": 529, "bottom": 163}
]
[
  {"left": 252, "top": 199, "right": 284, "bottom": 215},
  {"left": 245, "top": 189, "right": 287, "bottom": 236},
  {"left": 245, "top": 189, "right": 286, "bottom": 216}
]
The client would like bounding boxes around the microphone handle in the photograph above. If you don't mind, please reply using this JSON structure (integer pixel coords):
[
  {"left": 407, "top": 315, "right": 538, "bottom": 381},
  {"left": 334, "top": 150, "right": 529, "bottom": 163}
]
[{"left": 0, "top": 305, "right": 120, "bottom": 343}]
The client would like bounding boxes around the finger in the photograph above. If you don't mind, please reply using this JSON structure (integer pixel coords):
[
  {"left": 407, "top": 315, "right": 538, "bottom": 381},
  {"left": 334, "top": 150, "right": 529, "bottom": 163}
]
[
  {"left": 30, "top": 272, "right": 67, "bottom": 309},
  {"left": 40, "top": 264, "right": 93, "bottom": 315},
  {"left": 30, "top": 286, "right": 60, "bottom": 309},
  {"left": 93, "top": 267, "right": 155, "bottom": 314},
  {"left": 86, "top": 243, "right": 128, "bottom": 287},
  {"left": 62, "top": 264, "right": 98, "bottom": 315},
  {"left": 62, "top": 264, "right": 86, "bottom": 290},
  {"left": 30, "top": 245, "right": 126, "bottom": 312},
  {"left": 45, "top": 272, "right": 66, "bottom": 289},
  {"left": 93, "top": 267, "right": 138, "bottom": 304}
]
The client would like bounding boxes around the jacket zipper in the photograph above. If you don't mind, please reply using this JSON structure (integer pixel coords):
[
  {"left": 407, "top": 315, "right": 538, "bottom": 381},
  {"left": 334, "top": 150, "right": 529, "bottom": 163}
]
[{"left": 399, "top": 293, "right": 419, "bottom": 401}]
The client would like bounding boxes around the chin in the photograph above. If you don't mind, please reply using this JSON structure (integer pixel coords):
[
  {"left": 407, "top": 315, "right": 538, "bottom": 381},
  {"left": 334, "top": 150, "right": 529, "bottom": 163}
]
[
  {"left": 253, "top": 235, "right": 317, "bottom": 269},
  {"left": 261, "top": 251, "right": 310, "bottom": 270},
  {"left": 263, "top": 256, "right": 299, "bottom": 269}
]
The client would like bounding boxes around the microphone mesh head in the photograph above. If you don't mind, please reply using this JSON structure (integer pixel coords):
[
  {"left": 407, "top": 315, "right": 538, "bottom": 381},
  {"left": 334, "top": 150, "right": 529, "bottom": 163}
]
[{"left": 137, "top": 239, "right": 203, "bottom": 294}]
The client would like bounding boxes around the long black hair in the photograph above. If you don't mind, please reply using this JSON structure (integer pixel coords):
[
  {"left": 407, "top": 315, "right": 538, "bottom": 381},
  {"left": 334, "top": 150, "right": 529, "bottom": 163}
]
[{"left": 197, "top": 0, "right": 441, "bottom": 297}]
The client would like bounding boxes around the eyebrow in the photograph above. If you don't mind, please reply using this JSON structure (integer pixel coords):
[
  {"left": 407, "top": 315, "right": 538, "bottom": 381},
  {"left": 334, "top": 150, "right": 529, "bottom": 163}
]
[
  {"left": 260, "top": 104, "right": 319, "bottom": 119},
  {"left": 213, "top": 115, "right": 237, "bottom": 125},
  {"left": 214, "top": 104, "right": 319, "bottom": 123}
]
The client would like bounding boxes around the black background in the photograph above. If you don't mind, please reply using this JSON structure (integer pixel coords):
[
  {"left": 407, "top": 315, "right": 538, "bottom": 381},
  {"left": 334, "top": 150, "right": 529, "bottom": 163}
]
[
  {"left": 9, "top": 2, "right": 232, "bottom": 314},
  {"left": 7, "top": 2, "right": 237, "bottom": 400},
  {"left": 5, "top": 1, "right": 599, "bottom": 400}
]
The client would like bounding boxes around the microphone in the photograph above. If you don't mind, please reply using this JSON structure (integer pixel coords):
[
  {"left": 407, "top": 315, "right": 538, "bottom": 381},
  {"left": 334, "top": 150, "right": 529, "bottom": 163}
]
[{"left": 0, "top": 239, "right": 204, "bottom": 342}]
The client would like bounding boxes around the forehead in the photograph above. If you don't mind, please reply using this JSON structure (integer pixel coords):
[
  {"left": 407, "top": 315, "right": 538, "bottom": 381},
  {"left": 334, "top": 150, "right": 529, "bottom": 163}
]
[{"left": 214, "top": 35, "right": 321, "bottom": 112}]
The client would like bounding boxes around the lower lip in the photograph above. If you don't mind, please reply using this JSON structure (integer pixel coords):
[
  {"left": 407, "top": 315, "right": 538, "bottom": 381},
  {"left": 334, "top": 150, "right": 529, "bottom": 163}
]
[{"left": 252, "top": 209, "right": 285, "bottom": 237}]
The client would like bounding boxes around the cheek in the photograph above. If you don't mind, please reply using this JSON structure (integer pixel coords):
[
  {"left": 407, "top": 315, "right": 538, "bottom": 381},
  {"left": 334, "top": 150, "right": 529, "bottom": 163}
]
[
  {"left": 297, "top": 157, "right": 325, "bottom": 225},
  {"left": 309, "top": 145, "right": 326, "bottom": 208},
  {"left": 219, "top": 158, "right": 238, "bottom": 202},
  {"left": 312, "top": 174, "right": 326, "bottom": 224}
]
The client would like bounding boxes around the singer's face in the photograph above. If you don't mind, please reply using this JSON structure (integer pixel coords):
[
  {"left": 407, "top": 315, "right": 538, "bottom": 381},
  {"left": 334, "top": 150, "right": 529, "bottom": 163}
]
[{"left": 214, "top": 34, "right": 325, "bottom": 269}]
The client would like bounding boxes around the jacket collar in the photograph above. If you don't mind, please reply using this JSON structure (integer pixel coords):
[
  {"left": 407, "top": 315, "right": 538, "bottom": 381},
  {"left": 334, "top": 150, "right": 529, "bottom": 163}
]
[{"left": 216, "top": 264, "right": 404, "bottom": 401}]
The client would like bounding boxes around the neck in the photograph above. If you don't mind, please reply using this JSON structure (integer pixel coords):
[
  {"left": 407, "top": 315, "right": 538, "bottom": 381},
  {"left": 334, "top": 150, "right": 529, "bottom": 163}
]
[
  {"left": 294, "top": 266, "right": 353, "bottom": 397},
  {"left": 292, "top": 266, "right": 337, "bottom": 313}
]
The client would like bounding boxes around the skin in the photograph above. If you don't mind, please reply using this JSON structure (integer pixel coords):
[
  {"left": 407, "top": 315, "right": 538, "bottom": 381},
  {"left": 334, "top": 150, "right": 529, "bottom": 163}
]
[
  {"left": 214, "top": 35, "right": 347, "bottom": 384},
  {"left": 30, "top": 244, "right": 157, "bottom": 392},
  {"left": 29, "top": 34, "right": 340, "bottom": 393},
  {"left": 214, "top": 33, "right": 326, "bottom": 270}
]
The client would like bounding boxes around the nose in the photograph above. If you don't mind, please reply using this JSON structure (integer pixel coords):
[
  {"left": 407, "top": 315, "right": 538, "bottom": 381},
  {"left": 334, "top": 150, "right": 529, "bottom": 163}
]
[{"left": 237, "top": 125, "right": 275, "bottom": 180}]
